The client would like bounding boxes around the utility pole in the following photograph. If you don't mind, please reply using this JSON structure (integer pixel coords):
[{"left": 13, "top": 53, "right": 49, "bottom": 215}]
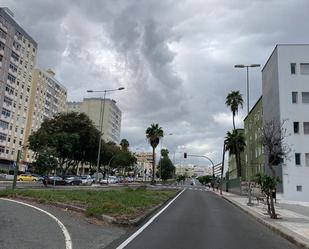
[{"left": 12, "top": 150, "right": 21, "bottom": 190}]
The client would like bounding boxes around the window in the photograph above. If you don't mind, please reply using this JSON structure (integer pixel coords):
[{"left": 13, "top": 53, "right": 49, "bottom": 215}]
[
  {"left": 304, "top": 122, "right": 309, "bottom": 134},
  {"left": 9, "top": 63, "right": 18, "bottom": 73},
  {"left": 7, "top": 74, "right": 16, "bottom": 83},
  {"left": 1, "top": 108, "right": 11, "bottom": 118},
  {"left": 294, "top": 122, "right": 299, "bottom": 133},
  {"left": 302, "top": 92, "right": 309, "bottom": 103},
  {"left": 0, "top": 28, "right": 6, "bottom": 40},
  {"left": 295, "top": 153, "right": 301, "bottom": 166},
  {"left": 0, "top": 146, "right": 4, "bottom": 153},
  {"left": 0, "top": 120, "right": 9, "bottom": 129},
  {"left": 3, "top": 97, "right": 12, "bottom": 106},
  {"left": 0, "top": 132, "right": 7, "bottom": 141},
  {"left": 291, "top": 63, "right": 296, "bottom": 74},
  {"left": 296, "top": 185, "right": 302, "bottom": 192},
  {"left": 300, "top": 63, "right": 309, "bottom": 75},
  {"left": 0, "top": 41, "right": 4, "bottom": 50},
  {"left": 306, "top": 153, "right": 309, "bottom": 167},
  {"left": 11, "top": 51, "right": 19, "bottom": 61},
  {"left": 292, "top": 92, "right": 298, "bottom": 103}
]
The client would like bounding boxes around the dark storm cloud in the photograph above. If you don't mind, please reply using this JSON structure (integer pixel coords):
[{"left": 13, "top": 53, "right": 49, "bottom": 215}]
[{"left": 2, "top": 0, "right": 309, "bottom": 165}]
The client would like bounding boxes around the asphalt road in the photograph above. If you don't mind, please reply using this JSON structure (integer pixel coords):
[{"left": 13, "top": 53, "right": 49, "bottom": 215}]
[
  {"left": 111, "top": 187, "right": 300, "bottom": 249},
  {"left": 0, "top": 198, "right": 126, "bottom": 249}
]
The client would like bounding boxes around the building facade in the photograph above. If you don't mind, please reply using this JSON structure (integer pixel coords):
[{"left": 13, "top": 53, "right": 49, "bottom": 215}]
[
  {"left": 0, "top": 8, "right": 37, "bottom": 166},
  {"left": 135, "top": 152, "right": 153, "bottom": 177},
  {"left": 67, "top": 98, "right": 122, "bottom": 144},
  {"left": 262, "top": 44, "right": 309, "bottom": 202},
  {"left": 244, "top": 96, "right": 264, "bottom": 179},
  {"left": 24, "top": 68, "right": 67, "bottom": 163}
]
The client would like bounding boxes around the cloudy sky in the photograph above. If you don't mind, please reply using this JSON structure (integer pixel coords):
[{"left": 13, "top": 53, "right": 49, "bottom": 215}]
[{"left": 3, "top": 0, "right": 309, "bottom": 167}]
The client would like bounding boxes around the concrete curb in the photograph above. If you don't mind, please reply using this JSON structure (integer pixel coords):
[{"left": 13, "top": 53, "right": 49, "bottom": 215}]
[{"left": 220, "top": 193, "right": 309, "bottom": 249}]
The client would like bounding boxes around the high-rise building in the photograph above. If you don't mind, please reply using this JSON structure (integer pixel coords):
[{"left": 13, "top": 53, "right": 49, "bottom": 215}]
[
  {"left": 24, "top": 68, "right": 67, "bottom": 163},
  {"left": 262, "top": 44, "right": 309, "bottom": 202},
  {"left": 67, "top": 98, "right": 122, "bottom": 144},
  {"left": 0, "top": 8, "right": 37, "bottom": 165}
]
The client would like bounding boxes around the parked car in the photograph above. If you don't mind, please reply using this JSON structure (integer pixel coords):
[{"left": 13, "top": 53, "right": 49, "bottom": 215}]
[
  {"left": 100, "top": 176, "right": 118, "bottom": 184},
  {"left": 64, "top": 176, "right": 82, "bottom": 185},
  {"left": 80, "top": 175, "right": 93, "bottom": 185},
  {"left": 17, "top": 174, "right": 38, "bottom": 181},
  {"left": 43, "top": 176, "right": 67, "bottom": 185},
  {"left": 31, "top": 173, "right": 44, "bottom": 181}
]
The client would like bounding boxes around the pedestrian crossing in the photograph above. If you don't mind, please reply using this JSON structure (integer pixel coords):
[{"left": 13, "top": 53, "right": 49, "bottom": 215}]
[{"left": 162, "top": 185, "right": 211, "bottom": 192}]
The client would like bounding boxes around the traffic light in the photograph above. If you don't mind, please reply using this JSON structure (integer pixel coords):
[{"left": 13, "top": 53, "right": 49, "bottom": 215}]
[{"left": 184, "top": 152, "right": 187, "bottom": 158}]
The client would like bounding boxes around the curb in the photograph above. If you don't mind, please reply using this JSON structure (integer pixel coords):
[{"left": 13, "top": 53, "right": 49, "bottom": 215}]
[{"left": 220, "top": 193, "right": 309, "bottom": 249}]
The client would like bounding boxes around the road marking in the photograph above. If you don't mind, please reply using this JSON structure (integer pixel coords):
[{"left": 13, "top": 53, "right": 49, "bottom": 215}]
[
  {"left": 116, "top": 188, "right": 186, "bottom": 249},
  {"left": 0, "top": 198, "right": 72, "bottom": 249}
]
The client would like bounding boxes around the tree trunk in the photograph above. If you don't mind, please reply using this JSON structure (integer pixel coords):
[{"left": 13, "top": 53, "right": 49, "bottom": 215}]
[
  {"left": 266, "top": 195, "right": 271, "bottom": 215},
  {"left": 232, "top": 113, "right": 236, "bottom": 130},
  {"left": 270, "top": 195, "right": 277, "bottom": 219},
  {"left": 235, "top": 146, "right": 241, "bottom": 178},
  {"left": 152, "top": 146, "right": 156, "bottom": 184}
]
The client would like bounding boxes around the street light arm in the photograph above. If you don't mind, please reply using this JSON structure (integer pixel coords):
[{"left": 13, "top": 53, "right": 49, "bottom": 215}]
[{"left": 87, "top": 87, "right": 125, "bottom": 93}]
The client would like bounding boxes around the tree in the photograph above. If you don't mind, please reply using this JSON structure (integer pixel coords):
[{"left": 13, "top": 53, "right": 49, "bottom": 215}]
[
  {"left": 111, "top": 150, "right": 137, "bottom": 175},
  {"left": 225, "top": 91, "right": 243, "bottom": 130},
  {"left": 157, "top": 149, "right": 175, "bottom": 181},
  {"left": 145, "top": 123, "right": 164, "bottom": 183},
  {"left": 255, "top": 173, "right": 280, "bottom": 219},
  {"left": 32, "top": 148, "right": 58, "bottom": 175},
  {"left": 261, "top": 120, "right": 291, "bottom": 176},
  {"left": 225, "top": 130, "right": 246, "bottom": 177},
  {"left": 120, "top": 139, "right": 130, "bottom": 151},
  {"left": 28, "top": 112, "right": 100, "bottom": 176},
  {"left": 197, "top": 175, "right": 213, "bottom": 185}
]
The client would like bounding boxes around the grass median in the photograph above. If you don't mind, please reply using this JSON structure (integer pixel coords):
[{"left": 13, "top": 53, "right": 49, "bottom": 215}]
[{"left": 0, "top": 187, "right": 177, "bottom": 219}]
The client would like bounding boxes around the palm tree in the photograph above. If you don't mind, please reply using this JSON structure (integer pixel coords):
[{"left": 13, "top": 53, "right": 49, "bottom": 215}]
[
  {"left": 225, "top": 129, "right": 246, "bottom": 177},
  {"left": 120, "top": 139, "right": 129, "bottom": 151},
  {"left": 225, "top": 91, "right": 244, "bottom": 130},
  {"left": 146, "top": 123, "right": 164, "bottom": 183}
]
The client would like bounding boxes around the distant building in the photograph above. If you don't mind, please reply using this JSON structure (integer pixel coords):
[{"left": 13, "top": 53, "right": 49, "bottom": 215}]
[
  {"left": 0, "top": 8, "right": 37, "bottom": 166},
  {"left": 135, "top": 152, "right": 153, "bottom": 177},
  {"left": 24, "top": 68, "right": 67, "bottom": 163},
  {"left": 244, "top": 96, "right": 264, "bottom": 178},
  {"left": 262, "top": 44, "right": 309, "bottom": 202},
  {"left": 175, "top": 165, "right": 194, "bottom": 177},
  {"left": 67, "top": 98, "right": 122, "bottom": 144}
]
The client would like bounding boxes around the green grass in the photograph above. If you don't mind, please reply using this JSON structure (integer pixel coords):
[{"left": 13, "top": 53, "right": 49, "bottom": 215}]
[{"left": 0, "top": 187, "right": 177, "bottom": 218}]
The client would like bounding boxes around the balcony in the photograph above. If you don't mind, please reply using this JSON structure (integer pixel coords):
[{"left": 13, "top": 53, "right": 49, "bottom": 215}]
[
  {"left": 0, "top": 37, "right": 5, "bottom": 44},
  {"left": 0, "top": 23, "right": 7, "bottom": 33}
]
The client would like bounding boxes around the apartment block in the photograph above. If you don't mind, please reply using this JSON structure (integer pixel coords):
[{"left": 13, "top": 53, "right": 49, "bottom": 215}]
[
  {"left": 24, "top": 68, "right": 67, "bottom": 163},
  {"left": 262, "top": 44, "right": 309, "bottom": 202},
  {"left": 67, "top": 98, "right": 122, "bottom": 144},
  {"left": 0, "top": 8, "right": 37, "bottom": 166},
  {"left": 244, "top": 96, "right": 264, "bottom": 178}
]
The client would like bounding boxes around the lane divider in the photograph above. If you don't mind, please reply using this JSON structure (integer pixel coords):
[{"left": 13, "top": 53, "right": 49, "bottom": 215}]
[
  {"left": 116, "top": 188, "right": 186, "bottom": 249},
  {"left": 1, "top": 198, "right": 72, "bottom": 249}
]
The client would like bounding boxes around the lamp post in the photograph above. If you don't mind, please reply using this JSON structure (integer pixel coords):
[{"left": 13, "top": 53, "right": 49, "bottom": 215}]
[
  {"left": 87, "top": 87, "right": 125, "bottom": 184},
  {"left": 159, "top": 133, "right": 173, "bottom": 181},
  {"left": 234, "top": 64, "right": 260, "bottom": 205}
]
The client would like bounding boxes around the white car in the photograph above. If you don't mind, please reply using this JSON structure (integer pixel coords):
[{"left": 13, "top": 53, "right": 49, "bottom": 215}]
[
  {"left": 100, "top": 176, "right": 118, "bottom": 184},
  {"left": 81, "top": 175, "right": 93, "bottom": 185}
]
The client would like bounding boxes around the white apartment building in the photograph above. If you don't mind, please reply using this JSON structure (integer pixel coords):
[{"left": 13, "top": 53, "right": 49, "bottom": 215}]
[
  {"left": 67, "top": 98, "right": 122, "bottom": 144},
  {"left": 24, "top": 68, "right": 67, "bottom": 163},
  {"left": 262, "top": 44, "right": 309, "bottom": 202},
  {"left": 0, "top": 8, "right": 37, "bottom": 166}
]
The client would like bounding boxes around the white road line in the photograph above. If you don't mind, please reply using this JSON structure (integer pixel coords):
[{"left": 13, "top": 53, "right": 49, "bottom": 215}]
[
  {"left": 116, "top": 188, "right": 186, "bottom": 249},
  {"left": 1, "top": 198, "right": 72, "bottom": 249}
]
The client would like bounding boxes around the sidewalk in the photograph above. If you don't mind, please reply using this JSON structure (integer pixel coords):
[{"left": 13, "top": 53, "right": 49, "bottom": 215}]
[{"left": 218, "top": 191, "right": 309, "bottom": 249}]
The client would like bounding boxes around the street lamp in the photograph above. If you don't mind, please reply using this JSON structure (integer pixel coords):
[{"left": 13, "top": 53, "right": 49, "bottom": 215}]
[
  {"left": 87, "top": 87, "right": 125, "bottom": 184},
  {"left": 234, "top": 63, "right": 260, "bottom": 205}
]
